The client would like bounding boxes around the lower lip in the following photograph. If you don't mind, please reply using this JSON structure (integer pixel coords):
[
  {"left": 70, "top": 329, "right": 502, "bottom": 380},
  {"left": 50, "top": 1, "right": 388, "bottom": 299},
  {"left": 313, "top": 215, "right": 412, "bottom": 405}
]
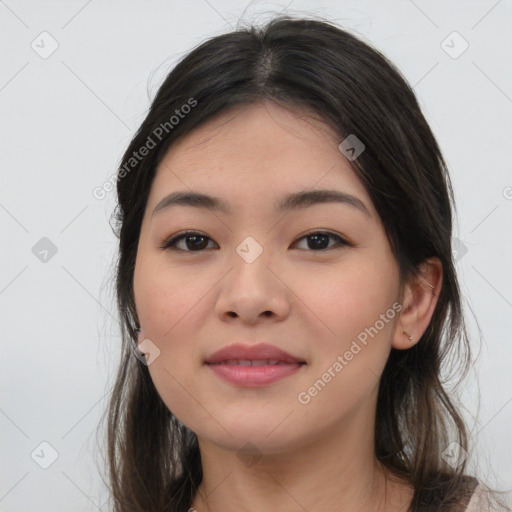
[{"left": 205, "top": 362, "right": 305, "bottom": 387}]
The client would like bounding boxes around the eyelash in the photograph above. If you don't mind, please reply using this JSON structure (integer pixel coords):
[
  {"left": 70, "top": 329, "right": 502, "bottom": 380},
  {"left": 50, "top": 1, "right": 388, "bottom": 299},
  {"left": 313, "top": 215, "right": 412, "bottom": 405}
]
[{"left": 160, "top": 230, "right": 353, "bottom": 253}]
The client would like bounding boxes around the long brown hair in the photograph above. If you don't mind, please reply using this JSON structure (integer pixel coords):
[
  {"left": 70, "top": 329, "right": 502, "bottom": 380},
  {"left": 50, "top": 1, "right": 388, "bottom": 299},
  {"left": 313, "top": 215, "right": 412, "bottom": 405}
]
[{"left": 98, "top": 16, "right": 511, "bottom": 512}]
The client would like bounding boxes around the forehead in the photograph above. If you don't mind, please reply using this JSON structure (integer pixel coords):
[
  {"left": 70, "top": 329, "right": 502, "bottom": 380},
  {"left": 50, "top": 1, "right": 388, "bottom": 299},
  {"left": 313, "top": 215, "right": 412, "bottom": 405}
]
[{"left": 149, "top": 102, "right": 376, "bottom": 218}]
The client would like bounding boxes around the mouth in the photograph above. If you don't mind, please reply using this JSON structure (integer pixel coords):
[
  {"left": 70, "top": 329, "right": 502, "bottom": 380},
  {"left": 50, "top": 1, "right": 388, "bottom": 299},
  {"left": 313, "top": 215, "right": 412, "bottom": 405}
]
[
  {"left": 207, "top": 359, "right": 307, "bottom": 366},
  {"left": 205, "top": 361, "right": 305, "bottom": 387},
  {"left": 207, "top": 363, "right": 306, "bottom": 388},
  {"left": 204, "top": 342, "right": 306, "bottom": 366},
  {"left": 203, "top": 343, "right": 306, "bottom": 386}
]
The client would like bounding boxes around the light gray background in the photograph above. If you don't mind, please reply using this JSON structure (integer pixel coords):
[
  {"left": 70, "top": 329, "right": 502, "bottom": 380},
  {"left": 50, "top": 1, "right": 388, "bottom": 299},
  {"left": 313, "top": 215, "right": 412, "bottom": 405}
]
[{"left": 1, "top": 0, "right": 511, "bottom": 510}]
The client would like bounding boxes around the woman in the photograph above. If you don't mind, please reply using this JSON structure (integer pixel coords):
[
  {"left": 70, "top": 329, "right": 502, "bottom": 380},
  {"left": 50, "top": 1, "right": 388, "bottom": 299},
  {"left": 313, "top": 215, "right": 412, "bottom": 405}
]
[{"left": 101, "top": 16, "right": 511, "bottom": 512}]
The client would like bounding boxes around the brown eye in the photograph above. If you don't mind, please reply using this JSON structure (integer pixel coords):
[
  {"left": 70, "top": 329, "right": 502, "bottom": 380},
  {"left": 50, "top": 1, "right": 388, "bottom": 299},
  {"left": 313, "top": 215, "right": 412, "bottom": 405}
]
[
  {"left": 161, "top": 231, "right": 216, "bottom": 252},
  {"left": 293, "top": 231, "right": 351, "bottom": 251}
]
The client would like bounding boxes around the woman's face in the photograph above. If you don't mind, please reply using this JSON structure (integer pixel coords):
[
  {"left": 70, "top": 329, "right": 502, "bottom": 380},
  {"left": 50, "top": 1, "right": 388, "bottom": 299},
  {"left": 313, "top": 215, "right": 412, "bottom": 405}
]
[{"left": 133, "top": 101, "right": 403, "bottom": 454}]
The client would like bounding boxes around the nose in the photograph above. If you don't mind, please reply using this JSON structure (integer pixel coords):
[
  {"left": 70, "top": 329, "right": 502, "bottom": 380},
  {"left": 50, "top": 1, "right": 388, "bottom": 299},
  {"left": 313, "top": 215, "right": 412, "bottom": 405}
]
[{"left": 214, "top": 239, "right": 291, "bottom": 325}]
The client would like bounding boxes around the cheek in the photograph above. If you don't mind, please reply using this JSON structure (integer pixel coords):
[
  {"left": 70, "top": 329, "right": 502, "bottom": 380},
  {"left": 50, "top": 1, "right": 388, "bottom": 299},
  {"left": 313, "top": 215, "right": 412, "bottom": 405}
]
[
  {"left": 304, "top": 264, "right": 399, "bottom": 399},
  {"left": 292, "top": 271, "right": 398, "bottom": 421},
  {"left": 133, "top": 258, "right": 216, "bottom": 410},
  {"left": 134, "top": 255, "right": 203, "bottom": 337},
  {"left": 133, "top": 261, "right": 210, "bottom": 423},
  {"left": 305, "top": 262, "right": 396, "bottom": 337}
]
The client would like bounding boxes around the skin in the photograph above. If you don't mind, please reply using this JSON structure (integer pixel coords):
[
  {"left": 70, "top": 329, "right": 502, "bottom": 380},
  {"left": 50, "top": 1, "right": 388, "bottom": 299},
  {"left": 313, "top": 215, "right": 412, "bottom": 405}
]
[{"left": 133, "top": 101, "right": 442, "bottom": 512}]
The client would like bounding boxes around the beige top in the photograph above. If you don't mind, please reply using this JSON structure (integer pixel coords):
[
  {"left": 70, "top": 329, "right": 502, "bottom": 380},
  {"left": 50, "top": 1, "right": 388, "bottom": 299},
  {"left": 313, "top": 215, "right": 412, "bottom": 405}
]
[
  {"left": 464, "top": 484, "right": 492, "bottom": 512},
  {"left": 465, "top": 484, "right": 482, "bottom": 511}
]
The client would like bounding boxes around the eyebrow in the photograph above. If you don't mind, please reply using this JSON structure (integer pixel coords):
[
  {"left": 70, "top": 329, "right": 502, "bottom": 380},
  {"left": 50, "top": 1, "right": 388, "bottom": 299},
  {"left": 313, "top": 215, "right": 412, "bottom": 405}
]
[{"left": 152, "top": 189, "right": 371, "bottom": 218}]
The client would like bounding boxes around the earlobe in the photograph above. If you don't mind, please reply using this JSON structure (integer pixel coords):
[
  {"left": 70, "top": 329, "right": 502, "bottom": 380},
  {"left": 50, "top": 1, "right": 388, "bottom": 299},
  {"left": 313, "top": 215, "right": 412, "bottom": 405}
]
[
  {"left": 392, "top": 257, "right": 442, "bottom": 350},
  {"left": 137, "top": 329, "right": 145, "bottom": 344}
]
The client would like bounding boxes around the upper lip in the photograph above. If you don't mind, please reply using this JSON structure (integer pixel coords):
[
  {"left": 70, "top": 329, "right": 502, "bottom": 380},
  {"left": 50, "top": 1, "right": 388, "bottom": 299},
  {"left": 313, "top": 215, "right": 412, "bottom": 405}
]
[{"left": 205, "top": 343, "right": 305, "bottom": 364}]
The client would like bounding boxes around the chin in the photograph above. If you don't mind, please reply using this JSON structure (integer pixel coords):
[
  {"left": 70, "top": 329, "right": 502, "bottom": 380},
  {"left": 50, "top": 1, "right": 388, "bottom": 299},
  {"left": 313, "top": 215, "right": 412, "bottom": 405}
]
[{"left": 194, "top": 420, "right": 307, "bottom": 456}]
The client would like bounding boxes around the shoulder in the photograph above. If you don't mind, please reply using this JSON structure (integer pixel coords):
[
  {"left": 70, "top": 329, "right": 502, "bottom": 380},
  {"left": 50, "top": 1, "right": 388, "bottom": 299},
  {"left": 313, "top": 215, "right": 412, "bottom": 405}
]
[{"left": 465, "top": 484, "right": 486, "bottom": 511}]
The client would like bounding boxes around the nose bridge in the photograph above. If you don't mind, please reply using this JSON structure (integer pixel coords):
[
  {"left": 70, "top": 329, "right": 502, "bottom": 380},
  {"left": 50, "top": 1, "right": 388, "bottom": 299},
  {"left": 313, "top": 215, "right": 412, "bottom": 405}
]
[
  {"left": 215, "top": 232, "right": 287, "bottom": 321},
  {"left": 235, "top": 234, "right": 268, "bottom": 266},
  {"left": 228, "top": 233, "right": 274, "bottom": 289}
]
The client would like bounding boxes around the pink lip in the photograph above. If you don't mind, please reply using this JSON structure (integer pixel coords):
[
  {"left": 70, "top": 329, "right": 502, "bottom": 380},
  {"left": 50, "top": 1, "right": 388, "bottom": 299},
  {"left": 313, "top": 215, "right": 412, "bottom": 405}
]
[
  {"left": 207, "top": 362, "right": 304, "bottom": 387},
  {"left": 204, "top": 343, "right": 306, "bottom": 387},
  {"left": 205, "top": 343, "right": 304, "bottom": 365}
]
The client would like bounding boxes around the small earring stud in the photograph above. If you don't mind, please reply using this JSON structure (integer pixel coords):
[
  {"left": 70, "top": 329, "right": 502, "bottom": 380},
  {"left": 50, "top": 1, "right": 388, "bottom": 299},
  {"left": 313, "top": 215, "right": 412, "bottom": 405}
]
[{"left": 402, "top": 330, "right": 413, "bottom": 342}]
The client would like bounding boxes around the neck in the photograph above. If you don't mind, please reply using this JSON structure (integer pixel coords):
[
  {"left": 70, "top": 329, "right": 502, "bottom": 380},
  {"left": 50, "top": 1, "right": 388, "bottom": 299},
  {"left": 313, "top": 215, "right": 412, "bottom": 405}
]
[{"left": 189, "top": 415, "right": 412, "bottom": 512}]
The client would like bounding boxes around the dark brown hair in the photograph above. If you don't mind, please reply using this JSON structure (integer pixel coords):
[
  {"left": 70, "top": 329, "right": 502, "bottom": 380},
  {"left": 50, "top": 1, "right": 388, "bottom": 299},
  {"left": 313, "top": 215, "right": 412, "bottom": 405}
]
[{"left": 99, "top": 15, "right": 511, "bottom": 512}]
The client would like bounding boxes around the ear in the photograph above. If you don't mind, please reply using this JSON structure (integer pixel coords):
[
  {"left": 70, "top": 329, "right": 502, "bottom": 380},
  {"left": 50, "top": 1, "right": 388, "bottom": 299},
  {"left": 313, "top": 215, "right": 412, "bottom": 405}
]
[
  {"left": 137, "top": 329, "right": 145, "bottom": 345},
  {"left": 392, "top": 257, "right": 443, "bottom": 350}
]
